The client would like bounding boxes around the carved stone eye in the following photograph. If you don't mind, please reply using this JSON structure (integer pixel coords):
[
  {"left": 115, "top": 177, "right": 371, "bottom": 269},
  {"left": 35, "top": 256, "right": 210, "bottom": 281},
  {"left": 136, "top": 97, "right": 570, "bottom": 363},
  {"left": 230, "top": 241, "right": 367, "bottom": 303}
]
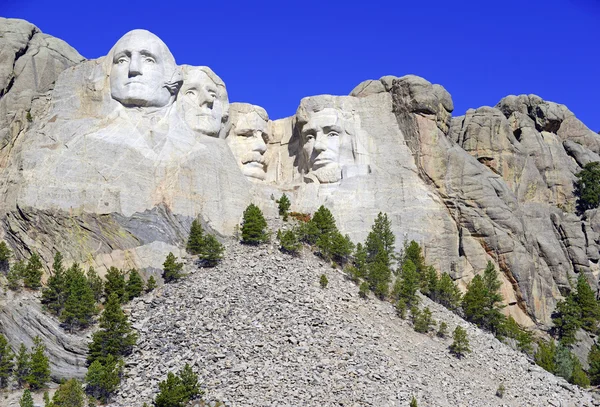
[
  {"left": 116, "top": 57, "right": 128, "bottom": 64},
  {"left": 143, "top": 56, "right": 156, "bottom": 63},
  {"left": 327, "top": 131, "right": 339, "bottom": 137},
  {"left": 185, "top": 90, "right": 197, "bottom": 97}
]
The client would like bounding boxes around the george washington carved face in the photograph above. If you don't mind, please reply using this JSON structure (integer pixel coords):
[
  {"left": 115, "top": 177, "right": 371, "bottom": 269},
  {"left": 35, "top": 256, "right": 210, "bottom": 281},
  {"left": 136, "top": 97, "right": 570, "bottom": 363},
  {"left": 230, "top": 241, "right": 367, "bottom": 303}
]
[{"left": 109, "top": 30, "right": 181, "bottom": 108}]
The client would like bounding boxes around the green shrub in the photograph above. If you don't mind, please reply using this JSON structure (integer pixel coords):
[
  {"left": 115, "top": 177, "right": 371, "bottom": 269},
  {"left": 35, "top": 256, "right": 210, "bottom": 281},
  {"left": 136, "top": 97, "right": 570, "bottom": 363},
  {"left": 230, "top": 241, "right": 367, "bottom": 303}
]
[
  {"left": 575, "top": 161, "right": 600, "bottom": 214},
  {"left": 359, "top": 282, "right": 370, "bottom": 299},
  {"left": 319, "top": 274, "right": 328, "bottom": 289},
  {"left": 276, "top": 194, "right": 291, "bottom": 221},
  {"left": 449, "top": 326, "right": 470, "bottom": 358},
  {"left": 162, "top": 253, "right": 184, "bottom": 283}
]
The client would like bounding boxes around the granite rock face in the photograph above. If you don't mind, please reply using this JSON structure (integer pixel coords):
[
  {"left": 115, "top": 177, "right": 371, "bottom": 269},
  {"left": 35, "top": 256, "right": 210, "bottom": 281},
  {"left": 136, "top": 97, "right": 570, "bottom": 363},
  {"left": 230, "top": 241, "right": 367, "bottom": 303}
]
[{"left": 2, "top": 18, "right": 600, "bottom": 378}]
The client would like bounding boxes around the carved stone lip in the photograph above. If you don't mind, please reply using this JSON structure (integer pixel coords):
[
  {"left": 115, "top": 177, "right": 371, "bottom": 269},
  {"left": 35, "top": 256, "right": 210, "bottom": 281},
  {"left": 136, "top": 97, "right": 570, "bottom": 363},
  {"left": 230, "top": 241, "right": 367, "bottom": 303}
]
[
  {"left": 243, "top": 161, "right": 265, "bottom": 168},
  {"left": 312, "top": 156, "right": 336, "bottom": 168}
]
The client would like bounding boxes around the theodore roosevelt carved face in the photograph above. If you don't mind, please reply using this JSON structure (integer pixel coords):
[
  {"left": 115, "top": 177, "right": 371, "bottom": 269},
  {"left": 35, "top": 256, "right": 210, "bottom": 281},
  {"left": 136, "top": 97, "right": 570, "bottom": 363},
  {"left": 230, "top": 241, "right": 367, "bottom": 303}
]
[
  {"left": 227, "top": 104, "right": 269, "bottom": 181},
  {"left": 109, "top": 30, "right": 181, "bottom": 108},
  {"left": 178, "top": 66, "right": 229, "bottom": 138}
]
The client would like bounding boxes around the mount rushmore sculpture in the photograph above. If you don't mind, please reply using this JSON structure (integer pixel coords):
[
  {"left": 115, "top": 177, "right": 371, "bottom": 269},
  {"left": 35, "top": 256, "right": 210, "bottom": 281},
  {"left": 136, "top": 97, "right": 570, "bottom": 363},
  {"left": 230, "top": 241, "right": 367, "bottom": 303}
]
[{"left": 3, "top": 19, "right": 600, "bottom": 331}]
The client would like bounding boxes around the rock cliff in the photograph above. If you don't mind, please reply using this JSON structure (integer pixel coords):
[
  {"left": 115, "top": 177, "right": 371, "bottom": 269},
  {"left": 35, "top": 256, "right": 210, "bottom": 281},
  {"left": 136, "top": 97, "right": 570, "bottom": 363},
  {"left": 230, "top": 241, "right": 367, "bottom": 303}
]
[{"left": 1, "top": 17, "right": 600, "bottom": 378}]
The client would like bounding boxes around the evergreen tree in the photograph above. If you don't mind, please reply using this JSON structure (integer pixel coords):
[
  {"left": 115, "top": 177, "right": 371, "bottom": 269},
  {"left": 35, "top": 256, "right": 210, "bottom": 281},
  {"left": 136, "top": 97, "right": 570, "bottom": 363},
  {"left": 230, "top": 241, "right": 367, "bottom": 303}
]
[
  {"left": 27, "top": 336, "right": 50, "bottom": 390},
  {"left": 435, "top": 272, "right": 462, "bottom": 311},
  {"left": 403, "top": 240, "right": 425, "bottom": 276},
  {"left": 61, "top": 265, "right": 96, "bottom": 332},
  {"left": 574, "top": 274, "right": 600, "bottom": 332},
  {"left": 178, "top": 363, "right": 201, "bottom": 402},
  {"left": 437, "top": 321, "right": 448, "bottom": 338},
  {"left": 125, "top": 269, "right": 144, "bottom": 300},
  {"left": 502, "top": 316, "right": 533, "bottom": 354},
  {"left": 587, "top": 343, "right": 600, "bottom": 385},
  {"left": 358, "top": 281, "right": 370, "bottom": 299},
  {"left": 278, "top": 229, "right": 301, "bottom": 255},
  {"left": 410, "top": 396, "right": 418, "bottom": 407},
  {"left": 574, "top": 161, "right": 600, "bottom": 213},
  {"left": 365, "top": 213, "right": 395, "bottom": 263},
  {"left": 570, "top": 356, "right": 590, "bottom": 387},
  {"left": 51, "top": 378, "right": 85, "bottom": 407},
  {"left": 241, "top": 203, "right": 268, "bottom": 244},
  {"left": 535, "top": 340, "right": 557, "bottom": 373},
  {"left": 197, "top": 234, "right": 225, "bottom": 267},
  {"left": 85, "top": 354, "right": 123, "bottom": 403},
  {"left": 154, "top": 371, "right": 185, "bottom": 407},
  {"left": 104, "top": 267, "right": 126, "bottom": 303},
  {"left": 87, "top": 294, "right": 137, "bottom": 366},
  {"left": 421, "top": 265, "right": 438, "bottom": 297},
  {"left": 23, "top": 252, "right": 43, "bottom": 290},
  {"left": 42, "top": 252, "right": 67, "bottom": 315},
  {"left": 552, "top": 295, "right": 582, "bottom": 345},
  {"left": 329, "top": 233, "right": 354, "bottom": 265},
  {"left": 554, "top": 343, "right": 574, "bottom": 382},
  {"left": 7, "top": 260, "right": 25, "bottom": 291},
  {"left": 43, "top": 391, "right": 50, "bottom": 406},
  {"left": 462, "top": 262, "right": 505, "bottom": 334},
  {"left": 87, "top": 267, "right": 103, "bottom": 303},
  {"left": 368, "top": 250, "right": 391, "bottom": 299},
  {"left": 14, "top": 343, "right": 30, "bottom": 387},
  {"left": 276, "top": 194, "right": 291, "bottom": 221},
  {"left": 162, "top": 253, "right": 184, "bottom": 283},
  {"left": 353, "top": 243, "right": 368, "bottom": 279},
  {"left": 186, "top": 219, "right": 205, "bottom": 255},
  {"left": 0, "top": 334, "right": 14, "bottom": 389},
  {"left": 449, "top": 326, "right": 470, "bottom": 358},
  {"left": 0, "top": 241, "right": 11, "bottom": 273},
  {"left": 319, "top": 274, "right": 328, "bottom": 289},
  {"left": 311, "top": 206, "right": 337, "bottom": 238},
  {"left": 412, "top": 307, "right": 435, "bottom": 334},
  {"left": 392, "top": 259, "right": 419, "bottom": 306},
  {"left": 146, "top": 276, "right": 157, "bottom": 292},
  {"left": 20, "top": 389, "right": 34, "bottom": 407}
]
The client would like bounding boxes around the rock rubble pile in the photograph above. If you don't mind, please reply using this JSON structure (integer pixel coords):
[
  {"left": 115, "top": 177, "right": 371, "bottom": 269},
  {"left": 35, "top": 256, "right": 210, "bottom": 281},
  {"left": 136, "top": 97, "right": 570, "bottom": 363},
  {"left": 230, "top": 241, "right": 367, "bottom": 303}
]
[{"left": 110, "top": 241, "right": 596, "bottom": 407}]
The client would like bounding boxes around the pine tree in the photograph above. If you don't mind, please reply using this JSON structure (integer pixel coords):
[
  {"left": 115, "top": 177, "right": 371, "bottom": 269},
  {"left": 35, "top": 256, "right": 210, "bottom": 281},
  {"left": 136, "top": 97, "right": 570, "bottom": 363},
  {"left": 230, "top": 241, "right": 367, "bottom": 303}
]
[
  {"left": 435, "top": 272, "right": 462, "bottom": 310},
  {"left": 462, "top": 262, "right": 505, "bottom": 334},
  {"left": 87, "top": 294, "right": 137, "bottom": 366},
  {"left": 278, "top": 229, "right": 301, "bottom": 255},
  {"left": 154, "top": 371, "right": 185, "bottom": 407},
  {"left": 15, "top": 343, "right": 30, "bottom": 387},
  {"left": 368, "top": 250, "right": 391, "bottom": 299},
  {"left": 329, "top": 232, "right": 354, "bottom": 265},
  {"left": 87, "top": 267, "right": 103, "bottom": 303},
  {"left": 104, "top": 267, "right": 126, "bottom": 303},
  {"left": 449, "top": 326, "right": 470, "bottom": 358},
  {"left": 535, "top": 340, "right": 557, "bottom": 373},
  {"left": 552, "top": 295, "right": 582, "bottom": 345},
  {"left": 392, "top": 259, "right": 419, "bottom": 306},
  {"left": 403, "top": 240, "right": 425, "bottom": 276},
  {"left": 162, "top": 253, "right": 184, "bottom": 283},
  {"left": 23, "top": 252, "right": 43, "bottom": 290},
  {"left": 27, "top": 336, "right": 50, "bottom": 390},
  {"left": 574, "top": 274, "right": 600, "bottom": 332},
  {"left": 413, "top": 307, "right": 435, "bottom": 334},
  {"left": 554, "top": 343, "right": 574, "bottom": 381},
  {"left": 587, "top": 343, "right": 600, "bottom": 385},
  {"left": 320, "top": 274, "right": 328, "bottom": 288},
  {"left": 178, "top": 363, "right": 201, "bottom": 401},
  {"left": 7, "top": 260, "right": 24, "bottom": 291},
  {"left": 125, "top": 269, "right": 144, "bottom": 300},
  {"left": 276, "top": 194, "right": 291, "bottom": 221},
  {"left": 186, "top": 219, "right": 205, "bottom": 255},
  {"left": 437, "top": 321, "right": 448, "bottom": 338},
  {"left": 20, "top": 389, "right": 34, "bottom": 407},
  {"left": 0, "top": 334, "right": 14, "bottom": 389},
  {"left": 421, "top": 265, "right": 438, "bottom": 297},
  {"left": 146, "top": 276, "right": 157, "bottom": 292},
  {"left": 85, "top": 354, "right": 123, "bottom": 403},
  {"left": 353, "top": 243, "right": 368, "bottom": 279},
  {"left": 241, "top": 203, "right": 268, "bottom": 244},
  {"left": 51, "top": 378, "right": 85, "bottom": 407},
  {"left": 43, "top": 391, "right": 50, "bottom": 406},
  {"left": 0, "top": 241, "right": 11, "bottom": 273},
  {"left": 311, "top": 206, "right": 337, "bottom": 237},
  {"left": 571, "top": 356, "right": 590, "bottom": 387},
  {"left": 42, "top": 252, "right": 67, "bottom": 315},
  {"left": 574, "top": 161, "right": 600, "bottom": 213},
  {"left": 198, "top": 234, "right": 225, "bottom": 267},
  {"left": 61, "top": 265, "right": 96, "bottom": 332},
  {"left": 365, "top": 212, "right": 395, "bottom": 264}
]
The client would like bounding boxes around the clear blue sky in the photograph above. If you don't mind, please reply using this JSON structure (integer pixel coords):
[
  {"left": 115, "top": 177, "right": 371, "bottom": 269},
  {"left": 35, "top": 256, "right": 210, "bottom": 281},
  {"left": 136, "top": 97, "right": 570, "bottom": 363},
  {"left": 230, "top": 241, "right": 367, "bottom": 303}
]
[{"left": 2, "top": 0, "right": 599, "bottom": 131}]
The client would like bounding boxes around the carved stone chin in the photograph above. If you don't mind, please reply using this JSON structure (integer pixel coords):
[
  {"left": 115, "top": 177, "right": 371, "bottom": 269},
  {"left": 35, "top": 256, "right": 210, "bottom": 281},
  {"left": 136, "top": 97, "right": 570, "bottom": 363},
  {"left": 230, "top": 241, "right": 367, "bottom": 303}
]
[{"left": 109, "top": 30, "right": 180, "bottom": 108}]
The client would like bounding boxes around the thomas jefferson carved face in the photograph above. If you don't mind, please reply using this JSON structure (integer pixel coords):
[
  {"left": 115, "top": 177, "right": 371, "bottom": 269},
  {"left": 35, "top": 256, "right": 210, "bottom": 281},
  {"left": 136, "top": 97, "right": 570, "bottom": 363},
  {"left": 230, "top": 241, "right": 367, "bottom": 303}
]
[
  {"left": 109, "top": 30, "right": 179, "bottom": 108},
  {"left": 179, "top": 67, "right": 228, "bottom": 137},
  {"left": 227, "top": 105, "right": 269, "bottom": 181}
]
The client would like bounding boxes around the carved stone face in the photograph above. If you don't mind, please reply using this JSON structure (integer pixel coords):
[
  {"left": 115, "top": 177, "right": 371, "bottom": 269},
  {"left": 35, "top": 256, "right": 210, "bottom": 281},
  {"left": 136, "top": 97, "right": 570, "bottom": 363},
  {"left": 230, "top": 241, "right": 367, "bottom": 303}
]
[
  {"left": 301, "top": 108, "right": 344, "bottom": 182},
  {"left": 110, "top": 30, "right": 177, "bottom": 108},
  {"left": 179, "top": 68, "right": 225, "bottom": 137},
  {"left": 227, "top": 108, "right": 269, "bottom": 180}
]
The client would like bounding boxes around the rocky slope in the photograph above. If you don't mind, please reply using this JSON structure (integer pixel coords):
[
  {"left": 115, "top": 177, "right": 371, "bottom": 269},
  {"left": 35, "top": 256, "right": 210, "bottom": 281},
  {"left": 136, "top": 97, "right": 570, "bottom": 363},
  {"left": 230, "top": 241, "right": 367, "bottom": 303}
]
[{"left": 108, "top": 239, "right": 596, "bottom": 407}]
